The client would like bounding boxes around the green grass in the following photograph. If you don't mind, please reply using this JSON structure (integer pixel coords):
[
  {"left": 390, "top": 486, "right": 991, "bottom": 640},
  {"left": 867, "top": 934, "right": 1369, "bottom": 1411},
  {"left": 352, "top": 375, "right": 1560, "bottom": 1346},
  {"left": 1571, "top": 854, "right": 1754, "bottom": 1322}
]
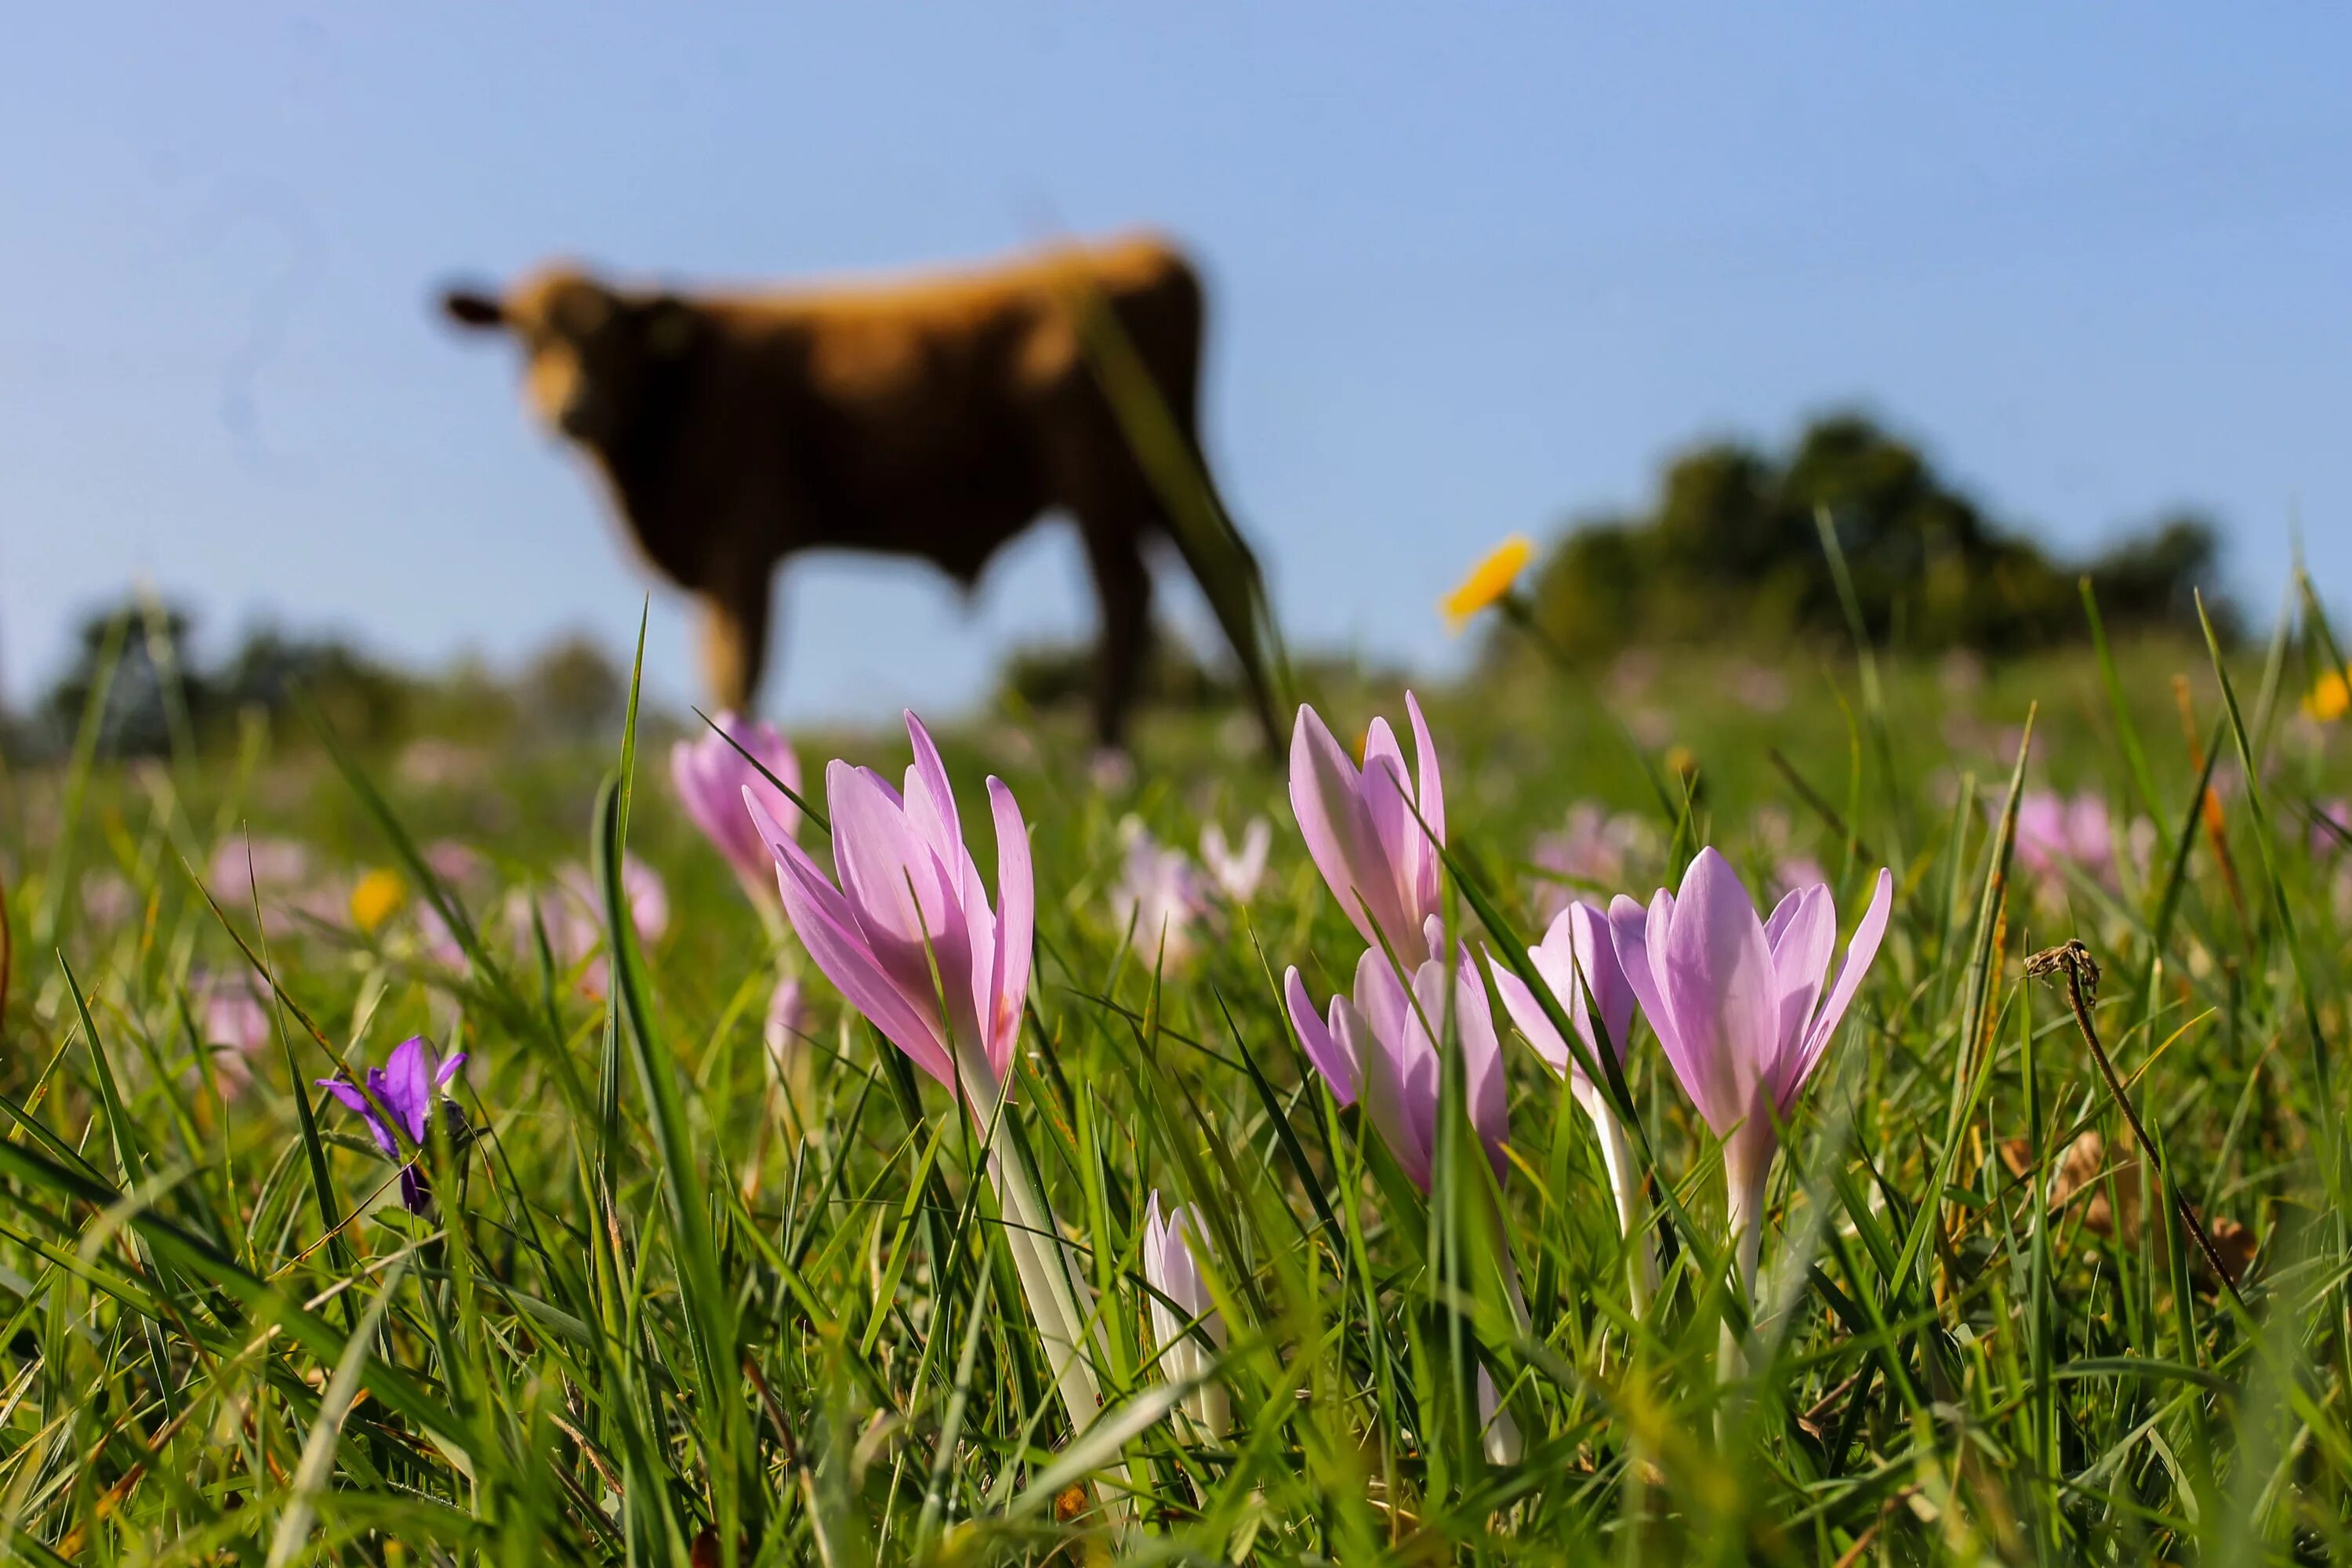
[{"left": 3, "top": 608, "right": 2350, "bottom": 1564}]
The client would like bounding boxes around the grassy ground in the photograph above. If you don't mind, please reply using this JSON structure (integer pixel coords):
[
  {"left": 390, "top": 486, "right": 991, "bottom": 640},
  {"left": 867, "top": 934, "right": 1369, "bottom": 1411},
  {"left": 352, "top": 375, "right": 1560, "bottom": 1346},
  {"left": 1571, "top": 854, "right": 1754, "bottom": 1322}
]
[{"left": 2, "top": 612, "right": 2349, "bottom": 1564}]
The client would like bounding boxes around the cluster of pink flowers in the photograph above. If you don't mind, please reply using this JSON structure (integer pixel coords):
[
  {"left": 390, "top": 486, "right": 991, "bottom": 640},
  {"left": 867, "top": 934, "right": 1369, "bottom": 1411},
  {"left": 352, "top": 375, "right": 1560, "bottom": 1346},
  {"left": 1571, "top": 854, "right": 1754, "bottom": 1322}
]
[{"left": 1286, "top": 691, "right": 1891, "bottom": 1386}]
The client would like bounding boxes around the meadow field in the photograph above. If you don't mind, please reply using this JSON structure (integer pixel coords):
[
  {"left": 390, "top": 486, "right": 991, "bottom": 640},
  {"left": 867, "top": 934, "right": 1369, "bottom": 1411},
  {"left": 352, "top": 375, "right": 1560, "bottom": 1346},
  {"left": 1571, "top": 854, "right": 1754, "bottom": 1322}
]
[{"left": 2, "top": 587, "right": 2349, "bottom": 1564}]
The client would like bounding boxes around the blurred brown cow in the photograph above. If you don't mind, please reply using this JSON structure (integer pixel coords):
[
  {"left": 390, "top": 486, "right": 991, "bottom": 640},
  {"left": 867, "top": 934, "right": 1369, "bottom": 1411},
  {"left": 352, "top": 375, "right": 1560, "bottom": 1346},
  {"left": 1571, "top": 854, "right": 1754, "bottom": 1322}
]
[{"left": 439, "top": 233, "right": 1278, "bottom": 750}]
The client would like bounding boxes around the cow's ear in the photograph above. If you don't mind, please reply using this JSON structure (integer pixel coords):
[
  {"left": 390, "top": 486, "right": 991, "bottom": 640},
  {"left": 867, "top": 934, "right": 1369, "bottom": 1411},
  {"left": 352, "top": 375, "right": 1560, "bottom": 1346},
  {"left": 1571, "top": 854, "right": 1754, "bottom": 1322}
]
[
  {"left": 441, "top": 287, "right": 506, "bottom": 330},
  {"left": 641, "top": 296, "right": 699, "bottom": 358}
]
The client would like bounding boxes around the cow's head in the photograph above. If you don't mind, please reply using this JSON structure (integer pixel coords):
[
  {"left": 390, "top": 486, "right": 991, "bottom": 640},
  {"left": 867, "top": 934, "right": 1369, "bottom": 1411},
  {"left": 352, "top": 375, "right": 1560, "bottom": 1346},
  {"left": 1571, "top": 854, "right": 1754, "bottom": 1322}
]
[{"left": 440, "top": 266, "right": 699, "bottom": 448}]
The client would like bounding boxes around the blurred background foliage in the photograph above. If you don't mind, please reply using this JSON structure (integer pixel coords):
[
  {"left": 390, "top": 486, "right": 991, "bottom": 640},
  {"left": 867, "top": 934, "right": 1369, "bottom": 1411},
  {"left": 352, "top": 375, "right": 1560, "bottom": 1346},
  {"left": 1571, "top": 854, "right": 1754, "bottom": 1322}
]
[
  {"left": 1507, "top": 412, "right": 2236, "bottom": 666},
  {"left": 5, "top": 409, "right": 2242, "bottom": 765}
]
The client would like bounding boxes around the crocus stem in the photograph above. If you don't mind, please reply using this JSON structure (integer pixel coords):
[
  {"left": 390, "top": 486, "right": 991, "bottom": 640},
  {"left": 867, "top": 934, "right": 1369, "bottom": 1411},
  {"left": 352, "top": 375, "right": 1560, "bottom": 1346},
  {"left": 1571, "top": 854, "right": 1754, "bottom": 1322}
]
[
  {"left": 1579, "top": 1087, "right": 1656, "bottom": 1316},
  {"left": 981, "top": 1105, "right": 1103, "bottom": 1439},
  {"left": 1719, "top": 1140, "right": 1773, "bottom": 1389}
]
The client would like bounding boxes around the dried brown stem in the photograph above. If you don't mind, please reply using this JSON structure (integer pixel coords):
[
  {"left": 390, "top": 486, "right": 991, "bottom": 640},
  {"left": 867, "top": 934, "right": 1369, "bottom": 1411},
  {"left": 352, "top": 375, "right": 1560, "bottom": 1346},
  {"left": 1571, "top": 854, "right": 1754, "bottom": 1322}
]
[{"left": 2026, "top": 940, "right": 2247, "bottom": 1305}]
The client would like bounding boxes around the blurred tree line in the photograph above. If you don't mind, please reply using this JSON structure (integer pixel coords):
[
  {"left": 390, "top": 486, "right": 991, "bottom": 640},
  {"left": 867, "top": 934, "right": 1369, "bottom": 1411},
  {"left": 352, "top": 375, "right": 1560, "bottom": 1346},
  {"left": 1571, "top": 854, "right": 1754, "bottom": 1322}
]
[
  {"left": 11, "top": 600, "right": 632, "bottom": 761},
  {"left": 1512, "top": 412, "right": 2237, "bottom": 663}
]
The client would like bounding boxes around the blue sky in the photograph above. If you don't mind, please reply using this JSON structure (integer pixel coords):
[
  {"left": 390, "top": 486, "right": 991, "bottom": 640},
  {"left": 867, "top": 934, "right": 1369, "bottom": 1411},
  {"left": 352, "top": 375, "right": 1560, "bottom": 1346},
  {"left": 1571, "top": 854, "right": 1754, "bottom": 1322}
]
[{"left": 4, "top": 6, "right": 2347, "bottom": 720}]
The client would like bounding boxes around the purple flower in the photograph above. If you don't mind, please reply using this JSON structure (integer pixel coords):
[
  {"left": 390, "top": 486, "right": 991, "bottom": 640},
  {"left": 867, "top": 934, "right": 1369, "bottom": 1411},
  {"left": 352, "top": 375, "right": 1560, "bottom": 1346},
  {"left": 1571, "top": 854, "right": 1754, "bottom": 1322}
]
[
  {"left": 1142, "top": 1192, "right": 1229, "bottom": 1439},
  {"left": 1284, "top": 930, "right": 1506, "bottom": 1192},
  {"left": 1609, "top": 849, "right": 1892, "bottom": 1292},
  {"left": 315, "top": 1036, "right": 470, "bottom": 1213},
  {"left": 672, "top": 712, "right": 802, "bottom": 897},
  {"left": 1289, "top": 693, "right": 1447, "bottom": 963},
  {"left": 750, "top": 711, "right": 1032, "bottom": 1101}
]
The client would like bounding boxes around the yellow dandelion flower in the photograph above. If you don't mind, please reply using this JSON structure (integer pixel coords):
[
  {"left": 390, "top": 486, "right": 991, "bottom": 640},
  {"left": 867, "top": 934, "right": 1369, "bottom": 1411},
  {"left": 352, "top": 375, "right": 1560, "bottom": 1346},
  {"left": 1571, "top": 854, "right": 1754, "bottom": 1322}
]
[
  {"left": 1440, "top": 535, "right": 1535, "bottom": 632},
  {"left": 2306, "top": 668, "right": 2352, "bottom": 723},
  {"left": 1663, "top": 744, "right": 1698, "bottom": 782},
  {"left": 350, "top": 868, "right": 405, "bottom": 932}
]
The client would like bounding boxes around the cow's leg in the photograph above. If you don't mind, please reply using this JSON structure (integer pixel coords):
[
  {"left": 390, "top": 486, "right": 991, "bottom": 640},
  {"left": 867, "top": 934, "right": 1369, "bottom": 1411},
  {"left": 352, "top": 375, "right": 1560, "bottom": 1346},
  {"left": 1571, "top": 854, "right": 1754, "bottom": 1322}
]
[
  {"left": 697, "top": 568, "right": 772, "bottom": 714},
  {"left": 1077, "top": 514, "right": 1153, "bottom": 752}
]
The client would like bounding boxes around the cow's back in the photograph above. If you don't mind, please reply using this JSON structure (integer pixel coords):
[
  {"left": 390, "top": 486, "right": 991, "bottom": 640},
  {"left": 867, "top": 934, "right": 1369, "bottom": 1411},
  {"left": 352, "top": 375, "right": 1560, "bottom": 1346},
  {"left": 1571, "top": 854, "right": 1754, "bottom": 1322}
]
[{"left": 699, "top": 236, "right": 1199, "bottom": 566}]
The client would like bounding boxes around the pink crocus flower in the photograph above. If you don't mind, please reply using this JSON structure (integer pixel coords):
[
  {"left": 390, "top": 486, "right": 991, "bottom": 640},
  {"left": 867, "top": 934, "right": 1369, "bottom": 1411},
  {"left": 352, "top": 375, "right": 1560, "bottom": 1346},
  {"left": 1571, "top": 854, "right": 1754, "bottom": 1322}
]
[
  {"left": 208, "top": 837, "right": 311, "bottom": 904},
  {"left": 1530, "top": 804, "right": 1650, "bottom": 920},
  {"left": 1112, "top": 816, "right": 1215, "bottom": 965},
  {"left": 2009, "top": 790, "right": 2114, "bottom": 885},
  {"left": 1608, "top": 849, "right": 1893, "bottom": 1317},
  {"left": 764, "top": 975, "right": 810, "bottom": 1069},
  {"left": 1283, "top": 925, "right": 1506, "bottom": 1193},
  {"left": 2310, "top": 798, "right": 2351, "bottom": 858},
  {"left": 747, "top": 711, "right": 1029, "bottom": 1099},
  {"left": 315, "top": 1036, "right": 470, "bottom": 1214},
  {"left": 1289, "top": 694, "right": 1447, "bottom": 964},
  {"left": 505, "top": 855, "right": 669, "bottom": 996},
  {"left": 186, "top": 967, "right": 273, "bottom": 1097},
  {"left": 1200, "top": 818, "right": 1272, "bottom": 905},
  {"left": 672, "top": 712, "right": 802, "bottom": 897},
  {"left": 750, "top": 713, "right": 1105, "bottom": 1445},
  {"left": 1142, "top": 1192, "right": 1229, "bottom": 1440},
  {"left": 1489, "top": 902, "right": 1654, "bottom": 1308}
]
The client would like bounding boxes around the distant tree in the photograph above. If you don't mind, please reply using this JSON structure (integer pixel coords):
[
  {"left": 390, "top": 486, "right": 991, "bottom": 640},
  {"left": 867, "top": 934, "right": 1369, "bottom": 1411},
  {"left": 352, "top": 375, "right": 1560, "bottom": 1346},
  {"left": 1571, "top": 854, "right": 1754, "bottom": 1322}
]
[
  {"left": 1519, "top": 412, "right": 2231, "bottom": 661},
  {"left": 39, "top": 599, "right": 209, "bottom": 758},
  {"left": 216, "top": 625, "right": 413, "bottom": 746},
  {"left": 996, "top": 625, "right": 1236, "bottom": 717},
  {"left": 2083, "top": 514, "right": 2237, "bottom": 643},
  {"left": 520, "top": 633, "right": 626, "bottom": 740}
]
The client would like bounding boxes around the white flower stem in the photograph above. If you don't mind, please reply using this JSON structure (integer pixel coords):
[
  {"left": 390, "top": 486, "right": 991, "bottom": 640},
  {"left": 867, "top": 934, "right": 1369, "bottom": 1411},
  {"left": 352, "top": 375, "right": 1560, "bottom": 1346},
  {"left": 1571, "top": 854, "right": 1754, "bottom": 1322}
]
[
  {"left": 1719, "top": 1138, "right": 1773, "bottom": 1392},
  {"left": 980, "top": 1103, "right": 1103, "bottom": 1439},
  {"left": 1577, "top": 1085, "right": 1657, "bottom": 1316}
]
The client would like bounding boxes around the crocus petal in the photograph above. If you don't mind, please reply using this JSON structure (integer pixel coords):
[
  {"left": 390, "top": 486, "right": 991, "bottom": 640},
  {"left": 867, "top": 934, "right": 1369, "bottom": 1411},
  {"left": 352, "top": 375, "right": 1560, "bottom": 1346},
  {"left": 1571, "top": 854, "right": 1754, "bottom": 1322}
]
[
  {"left": 1359, "top": 951, "right": 1436, "bottom": 1188},
  {"left": 1290, "top": 706, "right": 1410, "bottom": 953},
  {"left": 985, "top": 777, "right": 1033, "bottom": 1085},
  {"left": 1284, "top": 966, "right": 1358, "bottom": 1105},
  {"left": 434, "top": 1051, "right": 468, "bottom": 1090},
  {"left": 1339, "top": 951, "right": 1425, "bottom": 1185},
  {"left": 1765, "top": 884, "right": 1836, "bottom": 1076},
  {"left": 1656, "top": 848, "right": 1779, "bottom": 1136},
  {"left": 1450, "top": 947, "right": 1510, "bottom": 1176},
  {"left": 1403, "top": 691, "right": 1446, "bottom": 843},
  {"left": 899, "top": 711, "right": 960, "bottom": 852},
  {"left": 1490, "top": 959, "right": 1575, "bottom": 1083},
  {"left": 903, "top": 712, "right": 987, "bottom": 916},
  {"left": 1607, "top": 892, "right": 1681, "bottom": 1067},
  {"left": 829, "top": 763, "right": 976, "bottom": 1033},
  {"left": 1784, "top": 867, "right": 1894, "bottom": 1108},
  {"left": 1405, "top": 691, "right": 1446, "bottom": 914},
  {"left": 1359, "top": 717, "right": 1421, "bottom": 938},
  {"left": 1568, "top": 902, "right": 1636, "bottom": 1062},
  {"left": 753, "top": 790, "right": 956, "bottom": 1090}
]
